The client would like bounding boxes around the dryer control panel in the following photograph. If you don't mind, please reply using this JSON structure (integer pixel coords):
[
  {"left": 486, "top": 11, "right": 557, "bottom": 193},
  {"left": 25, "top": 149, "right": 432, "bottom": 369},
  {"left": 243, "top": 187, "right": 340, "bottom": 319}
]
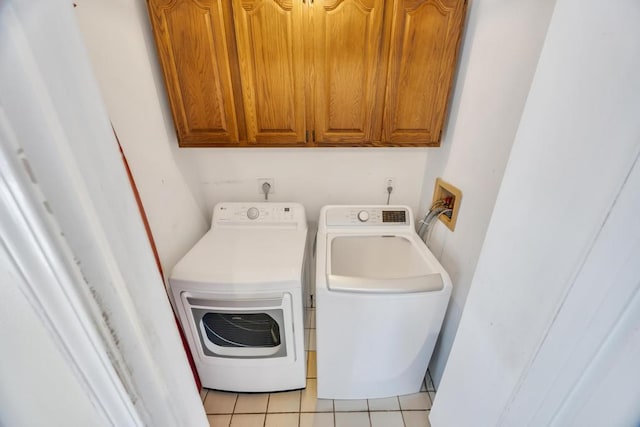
[
  {"left": 212, "top": 202, "right": 307, "bottom": 229},
  {"left": 325, "top": 206, "right": 411, "bottom": 226}
]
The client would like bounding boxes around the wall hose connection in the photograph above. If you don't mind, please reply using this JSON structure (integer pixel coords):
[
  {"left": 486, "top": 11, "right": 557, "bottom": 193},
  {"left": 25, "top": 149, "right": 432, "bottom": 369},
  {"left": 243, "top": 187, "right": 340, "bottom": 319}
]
[{"left": 417, "top": 200, "right": 453, "bottom": 243}]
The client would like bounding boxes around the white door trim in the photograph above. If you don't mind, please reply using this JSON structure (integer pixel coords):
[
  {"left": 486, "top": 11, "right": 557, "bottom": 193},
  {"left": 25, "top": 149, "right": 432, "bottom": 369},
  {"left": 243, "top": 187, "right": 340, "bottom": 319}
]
[
  {"left": 1, "top": 1, "right": 207, "bottom": 425},
  {"left": 499, "top": 151, "right": 640, "bottom": 425},
  {"left": 0, "top": 110, "right": 142, "bottom": 426}
]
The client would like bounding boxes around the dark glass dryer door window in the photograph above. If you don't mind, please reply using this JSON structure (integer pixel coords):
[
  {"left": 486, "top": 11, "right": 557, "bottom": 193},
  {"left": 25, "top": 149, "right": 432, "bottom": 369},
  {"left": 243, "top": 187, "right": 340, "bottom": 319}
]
[{"left": 202, "top": 313, "right": 281, "bottom": 348}]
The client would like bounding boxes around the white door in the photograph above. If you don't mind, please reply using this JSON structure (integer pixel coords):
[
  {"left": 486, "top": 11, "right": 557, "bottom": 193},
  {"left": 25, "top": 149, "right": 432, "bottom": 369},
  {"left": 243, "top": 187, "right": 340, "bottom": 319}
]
[{"left": 0, "top": 1, "right": 207, "bottom": 425}]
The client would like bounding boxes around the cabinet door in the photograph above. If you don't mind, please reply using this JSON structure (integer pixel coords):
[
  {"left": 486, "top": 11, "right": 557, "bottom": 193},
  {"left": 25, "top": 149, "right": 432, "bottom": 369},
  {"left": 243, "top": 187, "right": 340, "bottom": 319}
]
[
  {"left": 147, "top": 0, "right": 242, "bottom": 146},
  {"left": 312, "top": 0, "right": 388, "bottom": 145},
  {"left": 233, "top": 0, "right": 306, "bottom": 145},
  {"left": 382, "top": 0, "right": 466, "bottom": 145}
]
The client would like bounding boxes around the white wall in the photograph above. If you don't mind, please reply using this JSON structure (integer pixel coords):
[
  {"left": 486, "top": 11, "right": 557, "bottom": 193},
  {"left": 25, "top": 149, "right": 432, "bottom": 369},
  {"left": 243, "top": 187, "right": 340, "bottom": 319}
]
[
  {"left": 430, "top": 0, "right": 640, "bottom": 424},
  {"left": 190, "top": 148, "right": 427, "bottom": 218},
  {"left": 73, "top": 1, "right": 428, "bottom": 279},
  {"left": 73, "top": 0, "right": 209, "bottom": 281},
  {"left": 420, "top": 0, "right": 557, "bottom": 384}
]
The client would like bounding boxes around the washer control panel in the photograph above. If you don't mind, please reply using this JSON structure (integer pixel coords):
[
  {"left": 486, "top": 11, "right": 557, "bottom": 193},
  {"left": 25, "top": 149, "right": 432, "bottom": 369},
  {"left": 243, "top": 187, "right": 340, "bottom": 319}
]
[
  {"left": 325, "top": 206, "right": 410, "bottom": 226},
  {"left": 213, "top": 202, "right": 306, "bottom": 228}
]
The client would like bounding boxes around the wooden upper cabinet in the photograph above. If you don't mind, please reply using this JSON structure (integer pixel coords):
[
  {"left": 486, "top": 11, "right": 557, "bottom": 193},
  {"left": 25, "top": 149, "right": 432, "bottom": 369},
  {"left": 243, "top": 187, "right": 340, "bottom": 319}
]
[
  {"left": 147, "top": 0, "right": 242, "bottom": 146},
  {"left": 312, "top": 0, "right": 389, "bottom": 145},
  {"left": 232, "top": 0, "right": 306, "bottom": 145},
  {"left": 382, "top": 0, "right": 466, "bottom": 145},
  {"left": 147, "top": 0, "right": 467, "bottom": 147}
]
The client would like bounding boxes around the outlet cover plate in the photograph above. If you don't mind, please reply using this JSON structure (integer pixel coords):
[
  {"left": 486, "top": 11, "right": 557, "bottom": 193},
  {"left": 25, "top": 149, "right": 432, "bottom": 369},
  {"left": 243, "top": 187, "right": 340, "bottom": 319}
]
[{"left": 257, "top": 178, "right": 274, "bottom": 195}]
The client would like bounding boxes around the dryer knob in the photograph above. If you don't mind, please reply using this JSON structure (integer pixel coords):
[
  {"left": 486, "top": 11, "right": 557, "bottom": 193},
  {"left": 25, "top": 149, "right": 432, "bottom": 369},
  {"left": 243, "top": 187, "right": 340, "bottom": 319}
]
[
  {"left": 357, "top": 210, "right": 369, "bottom": 222},
  {"left": 247, "top": 207, "right": 260, "bottom": 220}
]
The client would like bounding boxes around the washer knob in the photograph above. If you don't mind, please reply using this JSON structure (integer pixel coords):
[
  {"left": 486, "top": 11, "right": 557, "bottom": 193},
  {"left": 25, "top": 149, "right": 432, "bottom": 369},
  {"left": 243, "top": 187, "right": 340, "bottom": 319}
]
[
  {"left": 247, "top": 207, "right": 259, "bottom": 220},
  {"left": 357, "top": 210, "right": 369, "bottom": 222}
]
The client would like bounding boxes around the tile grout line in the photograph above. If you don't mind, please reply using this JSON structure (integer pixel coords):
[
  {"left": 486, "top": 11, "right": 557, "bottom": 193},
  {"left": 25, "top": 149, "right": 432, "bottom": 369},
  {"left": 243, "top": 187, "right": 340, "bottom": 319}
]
[
  {"left": 332, "top": 399, "right": 336, "bottom": 427},
  {"left": 231, "top": 392, "right": 238, "bottom": 422},
  {"left": 262, "top": 393, "right": 270, "bottom": 427},
  {"left": 298, "top": 386, "right": 303, "bottom": 426}
]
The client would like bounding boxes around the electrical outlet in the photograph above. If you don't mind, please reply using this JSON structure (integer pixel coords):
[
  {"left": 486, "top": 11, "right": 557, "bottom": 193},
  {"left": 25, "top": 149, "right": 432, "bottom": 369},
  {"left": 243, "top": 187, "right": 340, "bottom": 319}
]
[
  {"left": 432, "top": 178, "right": 462, "bottom": 231},
  {"left": 257, "top": 178, "right": 274, "bottom": 195},
  {"left": 384, "top": 177, "right": 395, "bottom": 193}
]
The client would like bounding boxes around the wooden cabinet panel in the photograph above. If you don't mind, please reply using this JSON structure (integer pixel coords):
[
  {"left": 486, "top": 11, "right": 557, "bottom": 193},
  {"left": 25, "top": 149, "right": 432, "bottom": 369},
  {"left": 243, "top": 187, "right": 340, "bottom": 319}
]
[
  {"left": 148, "top": 0, "right": 467, "bottom": 147},
  {"left": 233, "top": 0, "right": 306, "bottom": 145},
  {"left": 147, "top": 0, "right": 242, "bottom": 146},
  {"left": 312, "top": 0, "right": 389, "bottom": 145},
  {"left": 383, "top": 0, "right": 466, "bottom": 145}
]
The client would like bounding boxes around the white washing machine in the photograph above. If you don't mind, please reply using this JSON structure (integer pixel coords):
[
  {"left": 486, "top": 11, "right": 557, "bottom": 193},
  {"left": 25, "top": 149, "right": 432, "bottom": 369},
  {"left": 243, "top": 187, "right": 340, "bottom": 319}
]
[
  {"left": 315, "top": 205, "right": 452, "bottom": 399},
  {"left": 170, "top": 202, "right": 307, "bottom": 392}
]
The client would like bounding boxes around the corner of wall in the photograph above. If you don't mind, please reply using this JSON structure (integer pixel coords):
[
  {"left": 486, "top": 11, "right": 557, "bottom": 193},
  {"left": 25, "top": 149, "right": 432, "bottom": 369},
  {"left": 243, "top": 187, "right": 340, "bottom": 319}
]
[{"left": 73, "top": 0, "right": 210, "bottom": 278}]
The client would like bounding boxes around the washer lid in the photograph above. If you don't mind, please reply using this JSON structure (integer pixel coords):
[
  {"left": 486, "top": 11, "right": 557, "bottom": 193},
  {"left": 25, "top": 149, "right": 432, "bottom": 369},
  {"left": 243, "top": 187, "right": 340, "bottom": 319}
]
[
  {"left": 327, "top": 235, "right": 444, "bottom": 293},
  {"left": 170, "top": 228, "right": 307, "bottom": 285}
]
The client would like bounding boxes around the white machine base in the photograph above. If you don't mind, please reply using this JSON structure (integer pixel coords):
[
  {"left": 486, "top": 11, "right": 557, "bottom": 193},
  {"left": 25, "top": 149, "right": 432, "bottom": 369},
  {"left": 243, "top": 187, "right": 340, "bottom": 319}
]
[
  {"left": 316, "top": 287, "right": 448, "bottom": 399},
  {"left": 198, "top": 358, "right": 306, "bottom": 393}
]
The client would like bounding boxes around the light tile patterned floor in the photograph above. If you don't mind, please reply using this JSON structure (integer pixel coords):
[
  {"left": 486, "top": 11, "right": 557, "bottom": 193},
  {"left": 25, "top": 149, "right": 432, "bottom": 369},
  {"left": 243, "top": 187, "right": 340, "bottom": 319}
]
[{"left": 201, "top": 308, "right": 436, "bottom": 427}]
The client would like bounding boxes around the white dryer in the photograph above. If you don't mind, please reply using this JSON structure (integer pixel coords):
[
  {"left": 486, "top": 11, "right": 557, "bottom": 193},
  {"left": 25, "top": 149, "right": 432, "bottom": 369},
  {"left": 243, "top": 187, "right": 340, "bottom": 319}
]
[
  {"left": 170, "top": 202, "right": 308, "bottom": 392},
  {"left": 315, "top": 205, "right": 452, "bottom": 399}
]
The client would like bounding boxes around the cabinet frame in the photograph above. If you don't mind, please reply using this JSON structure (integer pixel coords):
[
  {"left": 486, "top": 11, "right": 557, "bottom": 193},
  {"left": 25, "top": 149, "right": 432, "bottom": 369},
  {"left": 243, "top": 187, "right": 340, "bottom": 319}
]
[{"left": 147, "top": 0, "right": 467, "bottom": 148}]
